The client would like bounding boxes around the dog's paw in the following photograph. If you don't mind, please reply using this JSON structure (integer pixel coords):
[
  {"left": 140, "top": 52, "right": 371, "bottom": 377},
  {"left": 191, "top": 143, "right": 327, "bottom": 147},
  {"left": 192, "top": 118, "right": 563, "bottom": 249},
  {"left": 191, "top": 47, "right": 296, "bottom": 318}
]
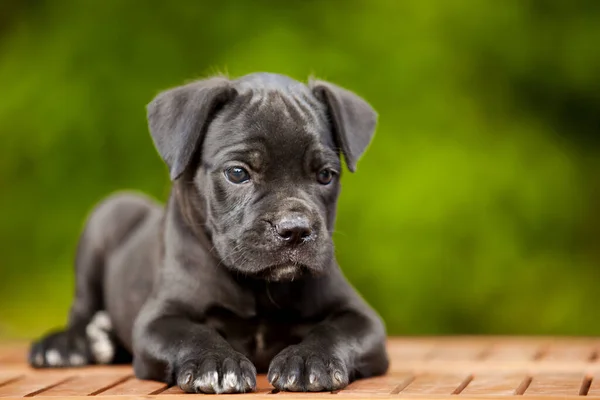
[
  {"left": 29, "top": 328, "right": 92, "bottom": 368},
  {"left": 267, "top": 345, "right": 349, "bottom": 392},
  {"left": 176, "top": 351, "right": 257, "bottom": 394}
]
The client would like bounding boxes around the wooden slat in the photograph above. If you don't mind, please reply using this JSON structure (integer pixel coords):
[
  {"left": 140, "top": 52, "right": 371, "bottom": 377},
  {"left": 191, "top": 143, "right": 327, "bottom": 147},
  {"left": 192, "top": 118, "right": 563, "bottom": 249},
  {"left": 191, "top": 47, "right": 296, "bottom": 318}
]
[
  {"left": 35, "top": 372, "right": 131, "bottom": 396},
  {"left": 460, "top": 373, "right": 526, "bottom": 395},
  {"left": 583, "top": 373, "right": 600, "bottom": 396},
  {"left": 400, "top": 373, "right": 469, "bottom": 395},
  {"left": 542, "top": 342, "right": 596, "bottom": 362},
  {"left": 0, "top": 373, "right": 21, "bottom": 387},
  {"left": 344, "top": 373, "right": 413, "bottom": 394},
  {"left": 255, "top": 374, "right": 273, "bottom": 393},
  {"left": 99, "top": 376, "right": 168, "bottom": 395},
  {"left": 387, "top": 341, "right": 434, "bottom": 362},
  {"left": 426, "top": 343, "right": 488, "bottom": 361},
  {"left": 524, "top": 373, "right": 586, "bottom": 396},
  {"left": 0, "top": 373, "right": 72, "bottom": 397},
  {"left": 1, "top": 337, "right": 600, "bottom": 399},
  {"left": 159, "top": 385, "right": 185, "bottom": 395},
  {"left": 0, "top": 343, "right": 26, "bottom": 364},
  {"left": 484, "top": 342, "right": 543, "bottom": 362}
]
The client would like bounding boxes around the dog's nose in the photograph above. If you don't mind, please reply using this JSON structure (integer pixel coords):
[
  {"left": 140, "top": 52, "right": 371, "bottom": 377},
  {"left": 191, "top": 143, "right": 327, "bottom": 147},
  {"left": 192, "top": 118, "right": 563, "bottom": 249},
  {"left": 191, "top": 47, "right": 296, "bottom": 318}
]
[{"left": 275, "top": 214, "right": 312, "bottom": 245}]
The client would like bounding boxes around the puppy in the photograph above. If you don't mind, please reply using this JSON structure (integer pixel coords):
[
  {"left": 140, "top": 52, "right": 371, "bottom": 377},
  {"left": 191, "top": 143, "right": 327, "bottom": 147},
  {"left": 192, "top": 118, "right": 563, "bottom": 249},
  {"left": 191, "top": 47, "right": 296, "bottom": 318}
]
[{"left": 29, "top": 73, "right": 389, "bottom": 393}]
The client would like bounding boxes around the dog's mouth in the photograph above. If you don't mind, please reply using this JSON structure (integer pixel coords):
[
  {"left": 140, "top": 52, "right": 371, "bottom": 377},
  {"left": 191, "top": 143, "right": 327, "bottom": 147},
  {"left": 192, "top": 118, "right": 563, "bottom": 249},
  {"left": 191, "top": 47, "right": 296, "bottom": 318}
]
[
  {"left": 255, "top": 262, "right": 311, "bottom": 282},
  {"left": 217, "top": 235, "right": 332, "bottom": 280}
]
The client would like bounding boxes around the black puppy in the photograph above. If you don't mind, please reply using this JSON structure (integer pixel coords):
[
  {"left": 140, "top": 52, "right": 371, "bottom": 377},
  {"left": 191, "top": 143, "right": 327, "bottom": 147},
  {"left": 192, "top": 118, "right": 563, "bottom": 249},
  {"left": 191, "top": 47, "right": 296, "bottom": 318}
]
[{"left": 29, "top": 73, "right": 389, "bottom": 393}]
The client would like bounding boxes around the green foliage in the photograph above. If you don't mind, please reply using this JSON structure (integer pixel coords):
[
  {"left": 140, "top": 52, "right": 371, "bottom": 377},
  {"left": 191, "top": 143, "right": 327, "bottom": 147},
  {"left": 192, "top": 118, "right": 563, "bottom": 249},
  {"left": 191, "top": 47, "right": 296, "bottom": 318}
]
[{"left": 1, "top": 0, "right": 599, "bottom": 338}]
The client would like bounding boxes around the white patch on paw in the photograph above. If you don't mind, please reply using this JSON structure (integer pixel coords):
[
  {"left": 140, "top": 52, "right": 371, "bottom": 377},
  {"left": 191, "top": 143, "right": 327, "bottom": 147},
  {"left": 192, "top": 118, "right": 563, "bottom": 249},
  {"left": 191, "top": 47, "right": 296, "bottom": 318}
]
[
  {"left": 194, "top": 371, "right": 218, "bottom": 392},
  {"left": 92, "top": 311, "right": 112, "bottom": 331},
  {"left": 222, "top": 371, "right": 238, "bottom": 389},
  {"left": 85, "top": 311, "right": 115, "bottom": 364},
  {"left": 68, "top": 353, "right": 86, "bottom": 366},
  {"left": 86, "top": 311, "right": 112, "bottom": 337},
  {"left": 90, "top": 336, "right": 114, "bottom": 364},
  {"left": 45, "top": 349, "right": 62, "bottom": 366},
  {"left": 33, "top": 352, "right": 44, "bottom": 367}
]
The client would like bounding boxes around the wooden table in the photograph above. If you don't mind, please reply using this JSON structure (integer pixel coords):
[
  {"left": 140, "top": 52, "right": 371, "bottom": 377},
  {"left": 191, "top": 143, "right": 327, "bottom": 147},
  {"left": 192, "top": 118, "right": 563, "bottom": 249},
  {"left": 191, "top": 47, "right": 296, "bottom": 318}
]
[{"left": 0, "top": 337, "right": 599, "bottom": 399}]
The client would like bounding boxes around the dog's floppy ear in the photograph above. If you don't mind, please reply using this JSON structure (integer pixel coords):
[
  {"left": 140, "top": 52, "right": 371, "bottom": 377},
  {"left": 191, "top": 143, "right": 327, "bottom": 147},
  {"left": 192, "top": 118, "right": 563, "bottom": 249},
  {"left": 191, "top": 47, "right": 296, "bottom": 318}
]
[
  {"left": 147, "top": 77, "right": 237, "bottom": 180},
  {"left": 310, "top": 79, "right": 377, "bottom": 172}
]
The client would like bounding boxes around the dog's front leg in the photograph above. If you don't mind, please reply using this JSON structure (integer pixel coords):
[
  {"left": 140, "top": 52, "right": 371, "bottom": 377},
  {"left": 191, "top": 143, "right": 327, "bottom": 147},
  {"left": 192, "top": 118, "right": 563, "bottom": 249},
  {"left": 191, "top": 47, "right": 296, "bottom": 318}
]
[
  {"left": 268, "top": 308, "right": 389, "bottom": 392},
  {"left": 132, "top": 305, "right": 256, "bottom": 394}
]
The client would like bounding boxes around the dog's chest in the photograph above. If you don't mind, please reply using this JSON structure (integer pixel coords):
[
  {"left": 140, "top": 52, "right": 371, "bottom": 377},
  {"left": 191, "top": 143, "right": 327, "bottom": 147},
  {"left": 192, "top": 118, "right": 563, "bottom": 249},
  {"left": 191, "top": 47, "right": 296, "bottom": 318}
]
[
  {"left": 205, "top": 288, "right": 316, "bottom": 372},
  {"left": 205, "top": 314, "right": 307, "bottom": 372}
]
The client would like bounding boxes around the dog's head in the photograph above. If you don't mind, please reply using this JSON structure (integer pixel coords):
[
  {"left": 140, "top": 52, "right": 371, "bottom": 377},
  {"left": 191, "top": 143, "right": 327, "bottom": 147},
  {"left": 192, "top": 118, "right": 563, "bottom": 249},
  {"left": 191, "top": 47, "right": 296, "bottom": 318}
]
[{"left": 147, "top": 73, "right": 376, "bottom": 281}]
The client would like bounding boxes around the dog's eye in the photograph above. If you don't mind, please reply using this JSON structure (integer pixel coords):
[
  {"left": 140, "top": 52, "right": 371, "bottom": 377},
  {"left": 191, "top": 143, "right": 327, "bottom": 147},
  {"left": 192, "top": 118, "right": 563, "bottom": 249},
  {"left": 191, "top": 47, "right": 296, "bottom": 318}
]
[
  {"left": 316, "top": 169, "right": 335, "bottom": 185},
  {"left": 224, "top": 166, "right": 250, "bottom": 184}
]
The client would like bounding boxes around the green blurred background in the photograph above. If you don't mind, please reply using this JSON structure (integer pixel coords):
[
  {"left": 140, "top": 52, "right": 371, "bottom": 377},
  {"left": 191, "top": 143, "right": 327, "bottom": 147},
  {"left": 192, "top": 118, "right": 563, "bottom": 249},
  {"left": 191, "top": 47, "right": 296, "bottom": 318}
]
[{"left": 1, "top": 0, "right": 600, "bottom": 339}]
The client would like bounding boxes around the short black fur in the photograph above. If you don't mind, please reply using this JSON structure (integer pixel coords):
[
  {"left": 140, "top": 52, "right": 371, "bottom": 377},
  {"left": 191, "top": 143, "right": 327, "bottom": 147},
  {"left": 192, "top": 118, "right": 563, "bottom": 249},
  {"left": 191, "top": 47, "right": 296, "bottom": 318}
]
[{"left": 29, "top": 72, "right": 389, "bottom": 394}]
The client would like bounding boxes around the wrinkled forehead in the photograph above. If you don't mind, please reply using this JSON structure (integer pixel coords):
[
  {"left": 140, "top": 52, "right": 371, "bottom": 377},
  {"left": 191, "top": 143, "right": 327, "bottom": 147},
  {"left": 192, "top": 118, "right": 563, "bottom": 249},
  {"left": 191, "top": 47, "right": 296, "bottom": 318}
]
[{"left": 202, "top": 87, "right": 336, "bottom": 163}]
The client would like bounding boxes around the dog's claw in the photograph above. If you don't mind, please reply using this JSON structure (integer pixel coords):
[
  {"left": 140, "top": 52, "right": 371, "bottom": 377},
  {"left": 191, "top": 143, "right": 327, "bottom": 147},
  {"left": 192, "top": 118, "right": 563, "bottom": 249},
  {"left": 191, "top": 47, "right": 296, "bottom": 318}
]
[
  {"left": 333, "top": 371, "right": 343, "bottom": 384},
  {"left": 181, "top": 373, "right": 192, "bottom": 386},
  {"left": 245, "top": 376, "right": 254, "bottom": 389},
  {"left": 176, "top": 352, "right": 256, "bottom": 394},
  {"left": 268, "top": 345, "right": 349, "bottom": 391}
]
